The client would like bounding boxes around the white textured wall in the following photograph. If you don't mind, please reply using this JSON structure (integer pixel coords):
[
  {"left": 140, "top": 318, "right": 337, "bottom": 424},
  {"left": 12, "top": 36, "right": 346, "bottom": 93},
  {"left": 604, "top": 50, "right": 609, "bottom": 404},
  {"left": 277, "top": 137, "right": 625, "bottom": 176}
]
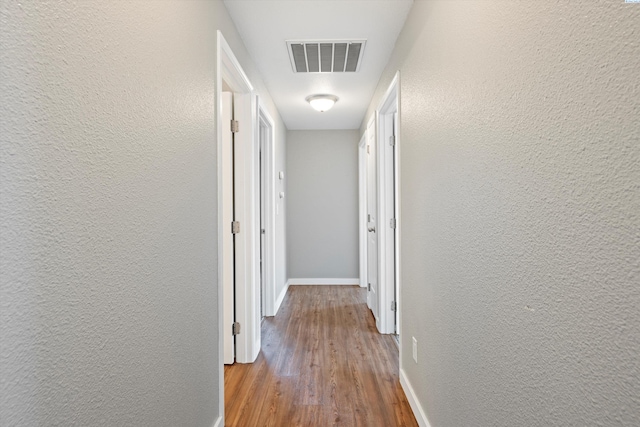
[
  {"left": 364, "top": 1, "right": 640, "bottom": 426},
  {"left": 275, "top": 127, "right": 288, "bottom": 298},
  {"left": 0, "top": 1, "right": 285, "bottom": 425},
  {"left": 287, "top": 130, "right": 359, "bottom": 279}
]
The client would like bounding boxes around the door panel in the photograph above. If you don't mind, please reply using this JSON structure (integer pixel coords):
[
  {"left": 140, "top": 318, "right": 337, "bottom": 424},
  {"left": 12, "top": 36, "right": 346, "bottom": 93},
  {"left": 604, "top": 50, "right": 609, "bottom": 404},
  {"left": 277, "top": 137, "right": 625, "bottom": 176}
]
[
  {"left": 378, "top": 101, "right": 398, "bottom": 334},
  {"left": 366, "top": 120, "right": 378, "bottom": 321},
  {"left": 232, "top": 92, "right": 260, "bottom": 363},
  {"left": 222, "top": 91, "right": 235, "bottom": 364},
  {"left": 259, "top": 122, "right": 267, "bottom": 319}
]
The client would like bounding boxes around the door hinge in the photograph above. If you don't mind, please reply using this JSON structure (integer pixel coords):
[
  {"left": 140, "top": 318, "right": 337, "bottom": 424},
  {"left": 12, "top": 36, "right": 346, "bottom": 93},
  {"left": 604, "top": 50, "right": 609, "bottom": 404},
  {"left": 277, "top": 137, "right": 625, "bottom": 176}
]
[
  {"left": 231, "top": 120, "right": 239, "bottom": 133},
  {"left": 391, "top": 301, "right": 397, "bottom": 312},
  {"left": 389, "top": 135, "right": 396, "bottom": 146},
  {"left": 368, "top": 283, "right": 371, "bottom": 292},
  {"left": 231, "top": 221, "right": 240, "bottom": 234},
  {"left": 367, "top": 144, "right": 370, "bottom": 154},
  {"left": 390, "top": 218, "right": 397, "bottom": 229},
  {"left": 232, "top": 322, "right": 241, "bottom": 336}
]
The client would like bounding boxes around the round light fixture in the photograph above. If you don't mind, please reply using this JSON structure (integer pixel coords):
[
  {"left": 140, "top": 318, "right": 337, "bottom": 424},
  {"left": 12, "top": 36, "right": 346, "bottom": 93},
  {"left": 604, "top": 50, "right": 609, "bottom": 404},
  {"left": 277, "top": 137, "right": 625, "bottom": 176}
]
[{"left": 306, "top": 94, "right": 339, "bottom": 112}]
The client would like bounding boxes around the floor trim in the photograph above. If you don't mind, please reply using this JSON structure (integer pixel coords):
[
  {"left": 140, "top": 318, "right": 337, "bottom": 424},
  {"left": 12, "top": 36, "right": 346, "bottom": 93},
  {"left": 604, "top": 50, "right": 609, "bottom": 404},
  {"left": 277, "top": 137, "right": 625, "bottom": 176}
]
[
  {"left": 212, "top": 415, "right": 222, "bottom": 427},
  {"left": 400, "top": 368, "right": 431, "bottom": 427},
  {"left": 274, "top": 280, "right": 290, "bottom": 315},
  {"left": 288, "top": 278, "right": 360, "bottom": 286}
]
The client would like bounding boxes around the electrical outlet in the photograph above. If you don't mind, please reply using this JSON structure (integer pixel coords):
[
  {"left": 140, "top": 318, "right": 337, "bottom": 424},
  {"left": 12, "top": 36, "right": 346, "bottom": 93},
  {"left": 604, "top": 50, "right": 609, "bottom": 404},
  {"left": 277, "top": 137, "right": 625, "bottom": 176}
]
[{"left": 412, "top": 337, "right": 418, "bottom": 363}]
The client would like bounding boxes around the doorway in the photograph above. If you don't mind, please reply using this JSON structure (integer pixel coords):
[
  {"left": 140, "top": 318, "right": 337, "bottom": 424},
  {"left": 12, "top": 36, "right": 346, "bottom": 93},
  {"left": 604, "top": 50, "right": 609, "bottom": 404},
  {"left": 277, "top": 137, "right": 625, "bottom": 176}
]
[
  {"left": 218, "top": 30, "right": 261, "bottom": 373},
  {"left": 359, "top": 72, "right": 400, "bottom": 337},
  {"left": 377, "top": 72, "right": 400, "bottom": 336},
  {"left": 257, "top": 103, "right": 276, "bottom": 319}
]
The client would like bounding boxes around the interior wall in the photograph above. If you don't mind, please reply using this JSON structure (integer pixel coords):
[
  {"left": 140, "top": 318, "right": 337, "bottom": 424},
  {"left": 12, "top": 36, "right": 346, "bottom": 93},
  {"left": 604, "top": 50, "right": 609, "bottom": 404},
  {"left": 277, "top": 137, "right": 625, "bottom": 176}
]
[
  {"left": 0, "top": 1, "right": 285, "bottom": 425},
  {"left": 363, "top": 1, "right": 640, "bottom": 426},
  {"left": 274, "top": 120, "right": 288, "bottom": 302},
  {"left": 286, "top": 130, "right": 359, "bottom": 280}
]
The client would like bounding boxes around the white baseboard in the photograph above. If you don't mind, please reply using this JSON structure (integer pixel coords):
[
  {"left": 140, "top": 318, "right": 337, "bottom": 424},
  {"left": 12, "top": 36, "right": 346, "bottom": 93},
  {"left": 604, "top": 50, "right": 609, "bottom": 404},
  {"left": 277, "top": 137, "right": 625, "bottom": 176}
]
[
  {"left": 288, "top": 278, "right": 360, "bottom": 286},
  {"left": 212, "top": 415, "right": 222, "bottom": 427},
  {"left": 274, "top": 280, "right": 290, "bottom": 315},
  {"left": 400, "top": 368, "right": 431, "bottom": 427}
]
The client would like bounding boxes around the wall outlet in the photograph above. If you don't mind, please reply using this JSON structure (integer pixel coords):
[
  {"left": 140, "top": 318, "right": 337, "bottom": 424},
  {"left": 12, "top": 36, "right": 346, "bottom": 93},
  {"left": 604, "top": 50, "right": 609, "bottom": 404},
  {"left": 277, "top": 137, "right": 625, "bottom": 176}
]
[{"left": 412, "top": 337, "right": 418, "bottom": 363}]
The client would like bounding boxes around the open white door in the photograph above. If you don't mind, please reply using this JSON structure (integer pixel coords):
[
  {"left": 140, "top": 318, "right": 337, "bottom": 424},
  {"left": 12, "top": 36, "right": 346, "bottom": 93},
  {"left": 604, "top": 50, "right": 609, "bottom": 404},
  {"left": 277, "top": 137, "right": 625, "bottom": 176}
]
[
  {"left": 222, "top": 91, "right": 235, "bottom": 364},
  {"left": 256, "top": 101, "right": 277, "bottom": 317},
  {"left": 222, "top": 91, "right": 256, "bottom": 364},
  {"left": 259, "top": 120, "right": 266, "bottom": 318},
  {"left": 376, "top": 72, "right": 400, "bottom": 335},
  {"left": 366, "top": 115, "right": 379, "bottom": 321},
  {"left": 232, "top": 92, "right": 260, "bottom": 364},
  {"left": 379, "top": 110, "right": 397, "bottom": 335}
]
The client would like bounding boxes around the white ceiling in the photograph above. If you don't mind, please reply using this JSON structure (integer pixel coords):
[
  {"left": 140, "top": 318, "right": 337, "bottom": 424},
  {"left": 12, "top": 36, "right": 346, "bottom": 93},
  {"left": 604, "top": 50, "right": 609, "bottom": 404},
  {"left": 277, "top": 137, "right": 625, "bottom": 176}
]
[{"left": 223, "top": 0, "right": 413, "bottom": 130}]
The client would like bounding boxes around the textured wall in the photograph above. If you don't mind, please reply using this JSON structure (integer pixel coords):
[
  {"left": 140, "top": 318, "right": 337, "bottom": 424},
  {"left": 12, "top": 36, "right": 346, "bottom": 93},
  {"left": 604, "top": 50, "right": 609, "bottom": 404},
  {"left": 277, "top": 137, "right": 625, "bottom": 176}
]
[
  {"left": 0, "top": 1, "right": 285, "bottom": 425},
  {"left": 275, "top": 126, "right": 288, "bottom": 298},
  {"left": 287, "top": 130, "right": 359, "bottom": 279},
  {"left": 364, "top": 1, "right": 640, "bottom": 426}
]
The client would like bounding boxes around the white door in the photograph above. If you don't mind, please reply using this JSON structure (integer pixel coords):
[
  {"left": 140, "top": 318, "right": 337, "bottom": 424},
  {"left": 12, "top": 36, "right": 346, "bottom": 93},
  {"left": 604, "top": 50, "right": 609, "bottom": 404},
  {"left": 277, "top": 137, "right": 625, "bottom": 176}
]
[
  {"left": 259, "top": 121, "right": 267, "bottom": 319},
  {"left": 366, "top": 119, "right": 379, "bottom": 321},
  {"left": 222, "top": 91, "right": 235, "bottom": 364}
]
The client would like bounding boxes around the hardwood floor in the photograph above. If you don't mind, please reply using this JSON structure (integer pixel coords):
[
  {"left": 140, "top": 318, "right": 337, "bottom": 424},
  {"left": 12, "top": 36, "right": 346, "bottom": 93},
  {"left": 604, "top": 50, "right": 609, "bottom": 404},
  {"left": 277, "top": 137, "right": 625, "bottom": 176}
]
[{"left": 224, "top": 285, "right": 418, "bottom": 427}]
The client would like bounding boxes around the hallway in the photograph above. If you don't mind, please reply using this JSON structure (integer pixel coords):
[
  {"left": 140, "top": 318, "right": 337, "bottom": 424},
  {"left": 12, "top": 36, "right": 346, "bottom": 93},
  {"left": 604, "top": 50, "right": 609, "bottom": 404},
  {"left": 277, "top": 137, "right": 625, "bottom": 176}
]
[
  {"left": 3, "top": 1, "right": 638, "bottom": 426},
  {"left": 224, "top": 286, "right": 417, "bottom": 426}
]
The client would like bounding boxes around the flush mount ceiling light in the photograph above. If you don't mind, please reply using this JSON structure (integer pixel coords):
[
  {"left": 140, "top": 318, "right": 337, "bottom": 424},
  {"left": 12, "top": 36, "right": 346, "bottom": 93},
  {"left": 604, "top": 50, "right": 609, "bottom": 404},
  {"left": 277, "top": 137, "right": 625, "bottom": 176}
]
[{"left": 306, "top": 94, "right": 339, "bottom": 112}]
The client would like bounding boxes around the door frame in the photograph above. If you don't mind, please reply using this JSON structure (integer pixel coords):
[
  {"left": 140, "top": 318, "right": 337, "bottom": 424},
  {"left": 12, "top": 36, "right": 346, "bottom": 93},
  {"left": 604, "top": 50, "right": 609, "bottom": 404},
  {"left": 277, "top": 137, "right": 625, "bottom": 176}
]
[
  {"left": 375, "top": 71, "right": 400, "bottom": 335},
  {"left": 358, "top": 133, "right": 368, "bottom": 289},
  {"left": 217, "top": 31, "right": 261, "bottom": 419},
  {"left": 256, "top": 99, "right": 277, "bottom": 316}
]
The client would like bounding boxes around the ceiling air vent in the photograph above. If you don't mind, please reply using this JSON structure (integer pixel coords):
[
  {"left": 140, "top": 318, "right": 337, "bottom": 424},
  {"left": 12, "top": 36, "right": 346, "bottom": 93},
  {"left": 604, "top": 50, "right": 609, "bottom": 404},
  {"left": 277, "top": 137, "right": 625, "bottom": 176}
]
[{"left": 287, "top": 40, "right": 366, "bottom": 73}]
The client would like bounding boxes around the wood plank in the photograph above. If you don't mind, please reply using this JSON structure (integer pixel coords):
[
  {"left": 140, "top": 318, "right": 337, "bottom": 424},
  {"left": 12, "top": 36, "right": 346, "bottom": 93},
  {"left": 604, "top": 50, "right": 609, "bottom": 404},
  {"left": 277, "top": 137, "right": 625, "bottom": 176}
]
[{"left": 224, "top": 285, "right": 418, "bottom": 426}]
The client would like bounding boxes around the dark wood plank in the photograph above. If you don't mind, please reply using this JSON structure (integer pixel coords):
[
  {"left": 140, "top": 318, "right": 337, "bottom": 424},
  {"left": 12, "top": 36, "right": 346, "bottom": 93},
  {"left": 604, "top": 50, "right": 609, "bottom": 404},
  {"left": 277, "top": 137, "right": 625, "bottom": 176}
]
[{"left": 224, "top": 285, "right": 418, "bottom": 427}]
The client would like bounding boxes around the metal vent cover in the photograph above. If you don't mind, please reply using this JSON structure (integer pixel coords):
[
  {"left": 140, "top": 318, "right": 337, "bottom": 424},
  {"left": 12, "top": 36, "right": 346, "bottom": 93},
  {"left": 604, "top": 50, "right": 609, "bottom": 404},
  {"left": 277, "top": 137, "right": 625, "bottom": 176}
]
[{"left": 286, "top": 40, "right": 366, "bottom": 73}]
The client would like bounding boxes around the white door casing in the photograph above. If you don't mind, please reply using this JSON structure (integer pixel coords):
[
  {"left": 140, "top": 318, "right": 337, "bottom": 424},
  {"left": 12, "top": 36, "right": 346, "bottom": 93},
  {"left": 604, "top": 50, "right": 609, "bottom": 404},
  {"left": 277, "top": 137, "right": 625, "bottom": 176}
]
[
  {"left": 366, "top": 115, "right": 379, "bottom": 321},
  {"left": 393, "top": 111, "right": 399, "bottom": 333}
]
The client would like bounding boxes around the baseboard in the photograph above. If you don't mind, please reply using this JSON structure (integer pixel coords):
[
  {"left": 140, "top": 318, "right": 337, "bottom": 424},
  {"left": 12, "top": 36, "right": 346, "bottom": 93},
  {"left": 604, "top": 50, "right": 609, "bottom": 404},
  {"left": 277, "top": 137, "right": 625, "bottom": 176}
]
[
  {"left": 400, "top": 368, "right": 431, "bottom": 427},
  {"left": 212, "top": 415, "right": 222, "bottom": 427},
  {"left": 288, "top": 278, "right": 360, "bottom": 286},
  {"left": 274, "top": 280, "right": 290, "bottom": 315}
]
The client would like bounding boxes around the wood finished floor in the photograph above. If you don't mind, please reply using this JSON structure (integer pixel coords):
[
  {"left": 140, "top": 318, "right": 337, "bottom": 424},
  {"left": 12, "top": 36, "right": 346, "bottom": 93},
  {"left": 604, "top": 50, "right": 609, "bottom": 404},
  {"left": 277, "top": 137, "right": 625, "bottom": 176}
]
[{"left": 224, "top": 285, "right": 418, "bottom": 427}]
